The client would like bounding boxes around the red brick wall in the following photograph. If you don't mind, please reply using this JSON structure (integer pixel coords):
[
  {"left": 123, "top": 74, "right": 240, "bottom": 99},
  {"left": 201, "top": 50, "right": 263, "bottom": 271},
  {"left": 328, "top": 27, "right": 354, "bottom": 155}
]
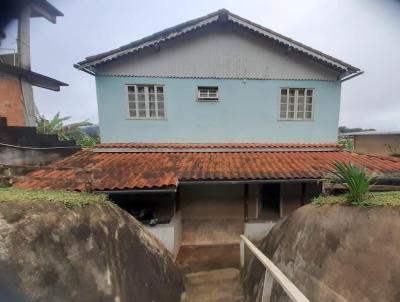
[{"left": 0, "top": 77, "right": 26, "bottom": 126}]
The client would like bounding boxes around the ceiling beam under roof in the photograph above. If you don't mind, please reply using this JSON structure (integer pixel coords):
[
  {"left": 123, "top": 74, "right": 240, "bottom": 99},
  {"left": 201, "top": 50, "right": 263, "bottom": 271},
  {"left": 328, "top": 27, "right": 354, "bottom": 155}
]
[{"left": 30, "top": 0, "right": 63, "bottom": 23}]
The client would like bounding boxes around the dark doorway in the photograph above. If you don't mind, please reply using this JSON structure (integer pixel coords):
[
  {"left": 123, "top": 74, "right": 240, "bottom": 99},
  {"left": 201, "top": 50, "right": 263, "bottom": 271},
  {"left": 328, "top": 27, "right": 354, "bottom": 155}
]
[{"left": 261, "top": 183, "right": 281, "bottom": 220}]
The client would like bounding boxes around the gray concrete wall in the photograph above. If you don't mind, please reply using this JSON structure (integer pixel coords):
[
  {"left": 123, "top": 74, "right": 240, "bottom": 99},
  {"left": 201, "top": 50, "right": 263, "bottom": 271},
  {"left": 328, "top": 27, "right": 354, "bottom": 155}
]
[
  {"left": 247, "top": 184, "right": 260, "bottom": 220},
  {"left": 0, "top": 146, "right": 77, "bottom": 166},
  {"left": 180, "top": 184, "right": 244, "bottom": 219},
  {"left": 176, "top": 182, "right": 321, "bottom": 245},
  {"left": 179, "top": 184, "right": 245, "bottom": 245},
  {"left": 354, "top": 134, "right": 400, "bottom": 156},
  {"left": 281, "top": 183, "right": 303, "bottom": 217},
  {"left": 146, "top": 211, "right": 182, "bottom": 258},
  {"left": 244, "top": 222, "right": 276, "bottom": 241}
]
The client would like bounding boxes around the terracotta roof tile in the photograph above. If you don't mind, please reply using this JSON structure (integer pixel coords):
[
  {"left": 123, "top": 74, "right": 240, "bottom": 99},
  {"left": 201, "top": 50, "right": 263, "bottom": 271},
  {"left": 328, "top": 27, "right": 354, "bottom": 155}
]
[{"left": 14, "top": 144, "right": 400, "bottom": 191}]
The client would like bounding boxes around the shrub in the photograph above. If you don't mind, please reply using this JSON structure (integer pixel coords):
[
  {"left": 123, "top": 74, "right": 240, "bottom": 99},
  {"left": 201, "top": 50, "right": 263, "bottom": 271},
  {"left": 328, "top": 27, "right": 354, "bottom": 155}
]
[{"left": 332, "top": 161, "right": 375, "bottom": 204}]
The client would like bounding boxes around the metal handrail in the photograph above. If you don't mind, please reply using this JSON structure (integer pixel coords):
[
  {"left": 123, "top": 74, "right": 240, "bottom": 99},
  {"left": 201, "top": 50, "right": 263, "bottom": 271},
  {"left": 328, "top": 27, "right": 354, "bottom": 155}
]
[{"left": 240, "top": 235, "right": 310, "bottom": 302}]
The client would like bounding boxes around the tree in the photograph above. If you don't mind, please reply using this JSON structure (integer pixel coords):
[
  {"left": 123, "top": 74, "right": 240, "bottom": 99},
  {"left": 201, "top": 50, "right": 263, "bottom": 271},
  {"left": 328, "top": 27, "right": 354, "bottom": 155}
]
[{"left": 36, "top": 113, "right": 99, "bottom": 148}]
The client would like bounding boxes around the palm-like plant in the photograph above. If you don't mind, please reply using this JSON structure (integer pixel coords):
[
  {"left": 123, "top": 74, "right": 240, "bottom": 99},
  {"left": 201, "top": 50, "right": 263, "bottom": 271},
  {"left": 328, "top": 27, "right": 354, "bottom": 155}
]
[
  {"left": 332, "top": 161, "right": 375, "bottom": 204},
  {"left": 36, "top": 113, "right": 99, "bottom": 147}
]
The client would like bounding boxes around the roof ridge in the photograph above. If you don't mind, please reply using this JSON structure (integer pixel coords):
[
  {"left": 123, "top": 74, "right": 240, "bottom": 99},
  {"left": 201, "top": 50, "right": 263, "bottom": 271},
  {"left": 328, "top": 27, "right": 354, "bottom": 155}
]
[{"left": 75, "top": 9, "right": 360, "bottom": 75}]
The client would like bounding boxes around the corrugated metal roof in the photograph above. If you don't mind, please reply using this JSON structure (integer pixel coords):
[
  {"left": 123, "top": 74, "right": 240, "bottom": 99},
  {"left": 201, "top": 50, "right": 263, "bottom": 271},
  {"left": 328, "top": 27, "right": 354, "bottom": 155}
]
[
  {"left": 14, "top": 144, "right": 400, "bottom": 191},
  {"left": 343, "top": 131, "right": 400, "bottom": 136},
  {"left": 74, "top": 9, "right": 360, "bottom": 77}
]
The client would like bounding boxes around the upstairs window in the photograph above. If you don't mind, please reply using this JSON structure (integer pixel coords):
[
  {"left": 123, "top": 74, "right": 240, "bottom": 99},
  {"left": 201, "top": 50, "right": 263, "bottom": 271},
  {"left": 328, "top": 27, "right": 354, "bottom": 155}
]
[
  {"left": 197, "top": 86, "right": 219, "bottom": 101},
  {"left": 126, "top": 85, "right": 165, "bottom": 119},
  {"left": 279, "top": 88, "right": 313, "bottom": 120}
]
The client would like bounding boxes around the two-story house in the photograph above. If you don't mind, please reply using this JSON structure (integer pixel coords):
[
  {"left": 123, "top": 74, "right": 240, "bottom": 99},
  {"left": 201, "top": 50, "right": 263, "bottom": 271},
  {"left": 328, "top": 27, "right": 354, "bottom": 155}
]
[{"left": 17, "top": 10, "right": 400, "bottom": 270}]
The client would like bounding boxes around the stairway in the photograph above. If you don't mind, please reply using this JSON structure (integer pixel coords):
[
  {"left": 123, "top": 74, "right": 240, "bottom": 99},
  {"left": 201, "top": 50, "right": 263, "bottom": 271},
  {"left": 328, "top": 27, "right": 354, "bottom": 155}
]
[
  {"left": 181, "top": 268, "right": 244, "bottom": 302},
  {"left": 177, "top": 244, "right": 240, "bottom": 274}
]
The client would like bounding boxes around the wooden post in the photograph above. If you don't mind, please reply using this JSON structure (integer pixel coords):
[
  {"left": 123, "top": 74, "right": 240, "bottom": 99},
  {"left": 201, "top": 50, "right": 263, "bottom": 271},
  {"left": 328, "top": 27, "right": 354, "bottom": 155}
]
[{"left": 300, "top": 183, "right": 306, "bottom": 205}]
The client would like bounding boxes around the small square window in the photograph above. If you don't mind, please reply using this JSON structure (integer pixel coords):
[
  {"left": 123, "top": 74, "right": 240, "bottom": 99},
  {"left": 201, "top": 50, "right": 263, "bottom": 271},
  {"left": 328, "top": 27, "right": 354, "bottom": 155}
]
[{"left": 197, "top": 86, "right": 219, "bottom": 101}]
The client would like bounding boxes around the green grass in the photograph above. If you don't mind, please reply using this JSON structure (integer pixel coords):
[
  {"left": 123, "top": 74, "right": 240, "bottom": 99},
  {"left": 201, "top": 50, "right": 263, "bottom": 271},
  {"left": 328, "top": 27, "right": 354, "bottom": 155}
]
[
  {"left": 313, "top": 191, "right": 400, "bottom": 207},
  {"left": 0, "top": 188, "right": 109, "bottom": 209}
]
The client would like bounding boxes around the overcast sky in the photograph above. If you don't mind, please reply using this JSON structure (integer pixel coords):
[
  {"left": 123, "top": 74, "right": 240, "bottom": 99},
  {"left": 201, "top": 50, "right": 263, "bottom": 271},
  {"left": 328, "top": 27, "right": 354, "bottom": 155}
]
[{"left": 4, "top": 0, "right": 400, "bottom": 129}]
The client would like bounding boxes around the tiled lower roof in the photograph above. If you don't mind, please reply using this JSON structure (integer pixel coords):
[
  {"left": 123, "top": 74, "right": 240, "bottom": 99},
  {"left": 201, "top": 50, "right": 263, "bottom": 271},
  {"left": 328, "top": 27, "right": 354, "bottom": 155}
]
[{"left": 14, "top": 144, "right": 400, "bottom": 191}]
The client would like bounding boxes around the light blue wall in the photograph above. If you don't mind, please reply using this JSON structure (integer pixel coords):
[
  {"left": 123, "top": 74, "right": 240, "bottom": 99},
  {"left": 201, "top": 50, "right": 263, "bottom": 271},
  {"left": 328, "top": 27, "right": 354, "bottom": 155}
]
[{"left": 95, "top": 76, "right": 341, "bottom": 143}]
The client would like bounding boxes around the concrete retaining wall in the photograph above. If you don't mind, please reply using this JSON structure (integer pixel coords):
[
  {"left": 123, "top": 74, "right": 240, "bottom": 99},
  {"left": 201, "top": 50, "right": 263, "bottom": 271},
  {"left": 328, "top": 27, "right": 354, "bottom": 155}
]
[{"left": 146, "top": 211, "right": 182, "bottom": 258}]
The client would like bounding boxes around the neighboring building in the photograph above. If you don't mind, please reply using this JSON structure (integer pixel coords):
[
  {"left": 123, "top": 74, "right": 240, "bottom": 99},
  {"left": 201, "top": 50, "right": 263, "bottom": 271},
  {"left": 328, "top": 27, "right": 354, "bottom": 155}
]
[
  {"left": 0, "top": 1, "right": 78, "bottom": 171},
  {"left": 16, "top": 10, "right": 400, "bottom": 268},
  {"left": 344, "top": 131, "right": 400, "bottom": 156},
  {"left": 0, "top": 0, "right": 67, "bottom": 126}
]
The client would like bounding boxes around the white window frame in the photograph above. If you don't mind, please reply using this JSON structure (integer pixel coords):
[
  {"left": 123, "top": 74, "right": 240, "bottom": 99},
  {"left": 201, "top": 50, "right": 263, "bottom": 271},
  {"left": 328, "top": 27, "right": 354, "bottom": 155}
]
[
  {"left": 125, "top": 84, "right": 167, "bottom": 120},
  {"left": 278, "top": 88, "right": 314, "bottom": 121},
  {"left": 197, "top": 86, "right": 219, "bottom": 101}
]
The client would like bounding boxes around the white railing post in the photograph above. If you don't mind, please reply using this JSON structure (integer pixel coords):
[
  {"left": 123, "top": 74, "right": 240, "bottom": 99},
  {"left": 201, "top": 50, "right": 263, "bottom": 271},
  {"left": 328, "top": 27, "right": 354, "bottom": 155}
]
[
  {"left": 240, "top": 235, "right": 310, "bottom": 302},
  {"left": 240, "top": 238, "right": 245, "bottom": 268}
]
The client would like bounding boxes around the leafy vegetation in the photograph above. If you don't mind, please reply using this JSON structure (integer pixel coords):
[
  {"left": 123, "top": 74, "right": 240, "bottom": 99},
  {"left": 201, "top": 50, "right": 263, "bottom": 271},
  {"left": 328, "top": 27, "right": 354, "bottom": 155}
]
[
  {"left": 331, "top": 161, "right": 375, "bottom": 204},
  {"left": 339, "top": 138, "right": 354, "bottom": 150},
  {"left": 313, "top": 191, "right": 400, "bottom": 207},
  {"left": 36, "top": 113, "right": 100, "bottom": 148},
  {"left": 0, "top": 188, "right": 109, "bottom": 209}
]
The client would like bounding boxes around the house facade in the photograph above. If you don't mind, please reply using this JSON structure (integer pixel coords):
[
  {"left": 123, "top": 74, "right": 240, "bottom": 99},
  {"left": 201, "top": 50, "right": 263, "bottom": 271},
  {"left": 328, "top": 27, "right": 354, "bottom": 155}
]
[
  {"left": 77, "top": 9, "right": 360, "bottom": 144},
  {"left": 19, "top": 10, "right": 400, "bottom": 271}
]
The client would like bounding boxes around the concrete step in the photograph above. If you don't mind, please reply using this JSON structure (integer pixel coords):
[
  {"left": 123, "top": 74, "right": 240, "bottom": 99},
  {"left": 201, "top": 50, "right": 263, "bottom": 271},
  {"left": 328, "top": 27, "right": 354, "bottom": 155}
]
[
  {"left": 177, "top": 244, "right": 240, "bottom": 274},
  {"left": 182, "top": 268, "right": 243, "bottom": 302},
  {"left": 185, "top": 268, "right": 240, "bottom": 286}
]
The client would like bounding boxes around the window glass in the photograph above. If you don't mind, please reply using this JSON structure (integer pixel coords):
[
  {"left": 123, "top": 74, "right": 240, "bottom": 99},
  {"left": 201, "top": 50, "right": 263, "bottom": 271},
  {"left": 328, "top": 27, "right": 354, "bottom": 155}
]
[
  {"left": 279, "top": 88, "right": 313, "bottom": 120},
  {"left": 197, "top": 86, "right": 219, "bottom": 100},
  {"left": 126, "top": 85, "right": 165, "bottom": 119}
]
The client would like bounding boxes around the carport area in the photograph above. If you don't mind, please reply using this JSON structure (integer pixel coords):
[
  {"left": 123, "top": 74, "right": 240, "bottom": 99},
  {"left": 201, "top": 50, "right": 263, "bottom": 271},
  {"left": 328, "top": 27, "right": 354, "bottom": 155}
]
[
  {"left": 106, "top": 180, "right": 321, "bottom": 272},
  {"left": 175, "top": 181, "right": 321, "bottom": 272}
]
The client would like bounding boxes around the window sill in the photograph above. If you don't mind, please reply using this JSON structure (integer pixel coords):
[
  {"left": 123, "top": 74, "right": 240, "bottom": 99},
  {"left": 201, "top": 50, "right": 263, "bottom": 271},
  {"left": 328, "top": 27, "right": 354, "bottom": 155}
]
[
  {"left": 196, "top": 99, "right": 219, "bottom": 102},
  {"left": 125, "top": 117, "right": 168, "bottom": 121},
  {"left": 278, "top": 118, "right": 314, "bottom": 122}
]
